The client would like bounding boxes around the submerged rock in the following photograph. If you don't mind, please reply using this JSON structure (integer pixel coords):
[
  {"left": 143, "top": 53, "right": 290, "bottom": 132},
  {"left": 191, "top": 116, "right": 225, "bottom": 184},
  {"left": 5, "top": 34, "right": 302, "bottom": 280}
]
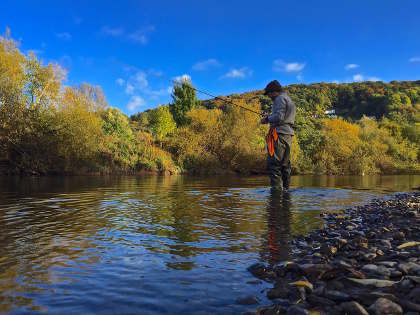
[
  {"left": 247, "top": 263, "right": 268, "bottom": 279},
  {"left": 236, "top": 295, "right": 259, "bottom": 305}
]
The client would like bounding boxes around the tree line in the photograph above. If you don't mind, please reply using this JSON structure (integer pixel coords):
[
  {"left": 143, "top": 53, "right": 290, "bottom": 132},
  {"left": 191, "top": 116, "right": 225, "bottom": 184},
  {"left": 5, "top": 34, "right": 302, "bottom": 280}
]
[{"left": 1, "top": 30, "right": 419, "bottom": 175}]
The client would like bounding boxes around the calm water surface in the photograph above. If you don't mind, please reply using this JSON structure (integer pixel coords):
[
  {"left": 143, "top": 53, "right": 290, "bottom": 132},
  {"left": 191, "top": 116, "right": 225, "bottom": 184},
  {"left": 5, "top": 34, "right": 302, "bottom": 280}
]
[{"left": 0, "top": 175, "right": 419, "bottom": 314}]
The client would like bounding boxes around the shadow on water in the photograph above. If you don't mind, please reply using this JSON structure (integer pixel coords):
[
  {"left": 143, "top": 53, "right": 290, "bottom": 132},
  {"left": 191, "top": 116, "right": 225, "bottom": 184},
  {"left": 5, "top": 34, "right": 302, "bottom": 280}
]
[{"left": 0, "top": 175, "right": 419, "bottom": 314}]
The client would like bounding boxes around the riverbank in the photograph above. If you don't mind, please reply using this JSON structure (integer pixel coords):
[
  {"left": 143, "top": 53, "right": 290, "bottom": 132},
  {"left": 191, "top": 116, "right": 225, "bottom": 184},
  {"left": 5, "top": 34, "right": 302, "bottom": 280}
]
[{"left": 246, "top": 192, "right": 420, "bottom": 315}]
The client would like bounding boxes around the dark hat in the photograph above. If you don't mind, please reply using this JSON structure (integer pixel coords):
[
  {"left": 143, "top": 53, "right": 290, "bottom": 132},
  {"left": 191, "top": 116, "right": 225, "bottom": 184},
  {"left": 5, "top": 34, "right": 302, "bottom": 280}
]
[{"left": 264, "top": 80, "right": 282, "bottom": 95}]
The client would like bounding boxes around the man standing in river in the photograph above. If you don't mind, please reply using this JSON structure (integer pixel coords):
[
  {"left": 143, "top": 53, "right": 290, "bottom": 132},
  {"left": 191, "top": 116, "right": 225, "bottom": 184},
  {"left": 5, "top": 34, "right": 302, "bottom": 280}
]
[{"left": 261, "top": 80, "right": 296, "bottom": 190}]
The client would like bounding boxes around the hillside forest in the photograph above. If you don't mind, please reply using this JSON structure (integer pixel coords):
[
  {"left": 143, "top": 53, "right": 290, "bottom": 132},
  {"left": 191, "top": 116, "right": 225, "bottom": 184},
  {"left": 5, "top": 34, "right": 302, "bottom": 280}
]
[{"left": 1, "top": 31, "right": 419, "bottom": 175}]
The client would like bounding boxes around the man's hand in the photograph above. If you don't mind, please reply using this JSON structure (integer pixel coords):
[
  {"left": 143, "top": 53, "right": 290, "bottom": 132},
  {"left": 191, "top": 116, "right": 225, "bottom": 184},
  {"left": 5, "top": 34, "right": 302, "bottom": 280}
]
[{"left": 260, "top": 116, "right": 269, "bottom": 124}]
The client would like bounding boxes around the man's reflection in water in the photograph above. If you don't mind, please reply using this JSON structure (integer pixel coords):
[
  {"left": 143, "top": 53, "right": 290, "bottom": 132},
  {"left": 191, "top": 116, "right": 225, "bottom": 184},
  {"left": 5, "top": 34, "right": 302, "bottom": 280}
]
[{"left": 262, "top": 188, "right": 292, "bottom": 266}]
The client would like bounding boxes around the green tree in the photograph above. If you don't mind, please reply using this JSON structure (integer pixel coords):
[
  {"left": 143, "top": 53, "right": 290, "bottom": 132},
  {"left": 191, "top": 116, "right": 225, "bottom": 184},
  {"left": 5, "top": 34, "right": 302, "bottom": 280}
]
[
  {"left": 148, "top": 105, "right": 176, "bottom": 142},
  {"left": 170, "top": 78, "right": 197, "bottom": 126},
  {"left": 100, "top": 108, "right": 138, "bottom": 170}
]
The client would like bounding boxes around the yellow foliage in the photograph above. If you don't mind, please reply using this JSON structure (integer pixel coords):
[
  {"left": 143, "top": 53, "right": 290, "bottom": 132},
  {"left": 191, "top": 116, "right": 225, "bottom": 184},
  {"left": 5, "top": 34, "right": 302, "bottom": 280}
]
[
  {"left": 137, "top": 130, "right": 177, "bottom": 173},
  {"left": 55, "top": 87, "right": 103, "bottom": 170},
  {"left": 318, "top": 118, "right": 361, "bottom": 174}
]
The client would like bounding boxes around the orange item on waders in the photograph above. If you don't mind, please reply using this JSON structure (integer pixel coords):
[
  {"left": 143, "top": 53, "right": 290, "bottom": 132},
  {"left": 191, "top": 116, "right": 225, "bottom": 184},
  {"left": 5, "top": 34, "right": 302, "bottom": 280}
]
[{"left": 267, "top": 127, "right": 278, "bottom": 157}]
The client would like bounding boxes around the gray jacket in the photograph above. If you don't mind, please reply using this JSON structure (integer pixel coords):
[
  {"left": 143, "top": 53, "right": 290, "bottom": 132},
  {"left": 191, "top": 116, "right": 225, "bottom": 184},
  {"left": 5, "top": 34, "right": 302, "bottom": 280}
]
[{"left": 267, "top": 92, "right": 295, "bottom": 135}]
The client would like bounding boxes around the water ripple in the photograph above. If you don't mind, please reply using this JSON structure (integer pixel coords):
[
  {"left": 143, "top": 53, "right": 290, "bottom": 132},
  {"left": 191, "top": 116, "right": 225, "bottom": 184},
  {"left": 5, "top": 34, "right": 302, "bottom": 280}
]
[{"left": 0, "top": 175, "right": 418, "bottom": 314}]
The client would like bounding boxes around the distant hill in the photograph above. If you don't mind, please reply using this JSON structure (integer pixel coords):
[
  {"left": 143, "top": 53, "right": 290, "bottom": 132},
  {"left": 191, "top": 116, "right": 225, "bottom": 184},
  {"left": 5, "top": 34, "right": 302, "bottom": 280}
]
[{"left": 201, "top": 80, "right": 420, "bottom": 120}]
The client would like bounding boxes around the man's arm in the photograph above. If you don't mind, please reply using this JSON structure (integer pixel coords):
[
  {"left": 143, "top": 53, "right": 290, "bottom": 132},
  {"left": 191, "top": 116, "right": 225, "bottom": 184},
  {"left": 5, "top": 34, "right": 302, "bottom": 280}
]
[{"left": 266, "top": 95, "right": 287, "bottom": 125}]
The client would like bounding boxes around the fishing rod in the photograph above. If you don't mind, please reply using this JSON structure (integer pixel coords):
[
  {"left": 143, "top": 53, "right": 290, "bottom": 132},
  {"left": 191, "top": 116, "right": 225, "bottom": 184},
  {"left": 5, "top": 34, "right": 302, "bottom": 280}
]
[{"left": 167, "top": 76, "right": 264, "bottom": 116}]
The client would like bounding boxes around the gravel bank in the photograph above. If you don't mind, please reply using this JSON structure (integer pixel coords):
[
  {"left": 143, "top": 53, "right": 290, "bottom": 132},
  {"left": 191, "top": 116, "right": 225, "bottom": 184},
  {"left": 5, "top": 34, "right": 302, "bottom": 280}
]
[{"left": 246, "top": 193, "right": 420, "bottom": 315}]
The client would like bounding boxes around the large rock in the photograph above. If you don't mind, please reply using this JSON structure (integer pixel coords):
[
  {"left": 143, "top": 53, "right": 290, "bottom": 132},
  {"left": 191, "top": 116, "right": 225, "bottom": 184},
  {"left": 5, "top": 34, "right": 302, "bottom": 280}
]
[{"left": 368, "top": 298, "right": 403, "bottom": 315}]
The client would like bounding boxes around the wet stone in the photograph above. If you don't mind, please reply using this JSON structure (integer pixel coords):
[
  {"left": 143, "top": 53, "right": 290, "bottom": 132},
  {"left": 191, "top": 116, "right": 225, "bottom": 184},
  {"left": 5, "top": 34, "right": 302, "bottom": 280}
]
[
  {"left": 340, "top": 301, "right": 369, "bottom": 315},
  {"left": 363, "top": 252, "right": 377, "bottom": 261},
  {"left": 324, "top": 290, "right": 351, "bottom": 302},
  {"left": 378, "top": 261, "right": 398, "bottom": 268},
  {"left": 393, "top": 231, "right": 405, "bottom": 240},
  {"left": 399, "top": 262, "right": 420, "bottom": 275},
  {"left": 236, "top": 296, "right": 259, "bottom": 305},
  {"left": 400, "top": 279, "right": 414, "bottom": 291},
  {"left": 409, "top": 288, "right": 420, "bottom": 304},
  {"left": 362, "top": 264, "right": 391, "bottom": 278},
  {"left": 260, "top": 305, "right": 288, "bottom": 315},
  {"left": 362, "top": 264, "right": 378, "bottom": 273},
  {"left": 307, "top": 294, "right": 335, "bottom": 307},
  {"left": 380, "top": 239, "right": 393, "bottom": 249},
  {"left": 286, "top": 305, "right": 309, "bottom": 315},
  {"left": 368, "top": 297, "right": 403, "bottom": 315},
  {"left": 267, "top": 286, "right": 288, "bottom": 300},
  {"left": 248, "top": 263, "right": 268, "bottom": 279},
  {"left": 399, "top": 299, "right": 420, "bottom": 313},
  {"left": 246, "top": 193, "right": 420, "bottom": 314},
  {"left": 390, "top": 270, "right": 403, "bottom": 278}
]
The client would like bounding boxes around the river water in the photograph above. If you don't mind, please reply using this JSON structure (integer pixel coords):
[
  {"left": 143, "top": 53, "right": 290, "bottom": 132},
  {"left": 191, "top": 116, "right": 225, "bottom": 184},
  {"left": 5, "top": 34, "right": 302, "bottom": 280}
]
[{"left": 0, "top": 175, "right": 419, "bottom": 314}]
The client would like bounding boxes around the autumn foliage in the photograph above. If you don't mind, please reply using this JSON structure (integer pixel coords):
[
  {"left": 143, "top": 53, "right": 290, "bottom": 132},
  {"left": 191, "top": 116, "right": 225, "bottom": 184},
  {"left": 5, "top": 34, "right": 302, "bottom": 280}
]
[{"left": 0, "top": 30, "right": 419, "bottom": 175}]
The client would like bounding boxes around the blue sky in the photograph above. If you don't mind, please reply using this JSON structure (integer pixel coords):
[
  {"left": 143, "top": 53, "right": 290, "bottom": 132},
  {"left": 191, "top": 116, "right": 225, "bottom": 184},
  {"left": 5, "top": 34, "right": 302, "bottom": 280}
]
[{"left": 1, "top": 0, "right": 420, "bottom": 114}]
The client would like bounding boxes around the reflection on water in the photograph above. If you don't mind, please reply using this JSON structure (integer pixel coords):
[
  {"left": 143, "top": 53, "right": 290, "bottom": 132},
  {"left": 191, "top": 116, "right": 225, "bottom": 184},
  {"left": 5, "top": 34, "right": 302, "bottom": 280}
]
[
  {"left": 0, "top": 175, "right": 418, "bottom": 314},
  {"left": 261, "top": 189, "right": 292, "bottom": 265}
]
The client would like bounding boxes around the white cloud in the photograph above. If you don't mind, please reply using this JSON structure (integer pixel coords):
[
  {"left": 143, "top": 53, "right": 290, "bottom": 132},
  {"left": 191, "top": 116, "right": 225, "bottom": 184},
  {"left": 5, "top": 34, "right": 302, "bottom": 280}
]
[
  {"left": 409, "top": 57, "right": 420, "bottom": 63},
  {"left": 133, "top": 71, "right": 149, "bottom": 89},
  {"left": 127, "top": 26, "right": 155, "bottom": 44},
  {"left": 345, "top": 63, "right": 360, "bottom": 70},
  {"left": 192, "top": 58, "right": 221, "bottom": 71},
  {"left": 296, "top": 74, "right": 303, "bottom": 82},
  {"left": 353, "top": 74, "right": 364, "bottom": 82},
  {"left": 127, "top": 32, "right": 147, "bottom": 44},
  {"left": 59, "top": 55, "right": 72, "bottom": 70},
  {"left": 127, "top": 95, "right": 145, "bottom": 112},
  {"left": 122, "top": 71, "right": 149, "bottom": 95},
  {"left": 53, "top": 63, "right": 68, "bottom": 82},
  {"left": 146, "top": 87, "right": 172, "bottom": 99},
  {"left": 222, "top": 67, "right": 252, "bottom": 79},
  {"left": 174, "top": 74, "right": 192, "bottom": 83},
  {"left": 148, "top": 69, "right": 163, "bottom": 77},
  {"left": 101, "top": 26, "right": 154, "bottom": 45},
  {"left": 125, "top": 83, "right": 134, "bottom": 95},
  {"left": 56, "top": 32, "right": 72, "bottom": 40},
  {"left": 116, "top": 78, "right": 125, "bottom": 86},
  {"left": 119, "top": 69, "right": 171, "bottom": 105},
  {"left": 101, "top": 26, "right": 124, "bottom": 37},
  {"left": 273, "top": 59, "right": 305, "bottom": 72},
  {"left": 352, "top": 74, "right": 380, "bottom": 82}
]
